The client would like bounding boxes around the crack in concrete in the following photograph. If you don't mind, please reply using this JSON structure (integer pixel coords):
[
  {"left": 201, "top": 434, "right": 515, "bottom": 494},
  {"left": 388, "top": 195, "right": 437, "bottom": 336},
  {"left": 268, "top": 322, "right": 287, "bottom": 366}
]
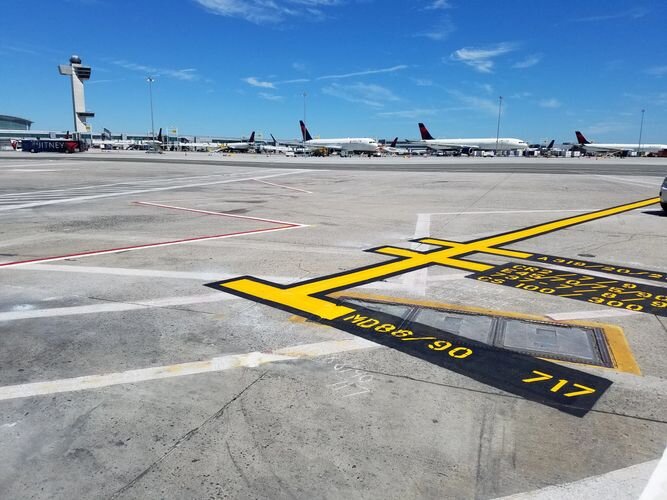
[{"left": 108, "top": 371, "right": 268, "bottom": 499}]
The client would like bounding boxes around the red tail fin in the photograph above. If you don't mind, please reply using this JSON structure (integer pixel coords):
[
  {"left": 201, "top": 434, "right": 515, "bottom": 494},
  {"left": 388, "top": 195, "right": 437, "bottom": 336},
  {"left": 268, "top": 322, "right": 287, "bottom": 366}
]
[
  {"left": 418, "top": 123, "right": 434, "bottom": 141},
  {"left": 575, "top": 131, "right": 590, "bottom": 145}
]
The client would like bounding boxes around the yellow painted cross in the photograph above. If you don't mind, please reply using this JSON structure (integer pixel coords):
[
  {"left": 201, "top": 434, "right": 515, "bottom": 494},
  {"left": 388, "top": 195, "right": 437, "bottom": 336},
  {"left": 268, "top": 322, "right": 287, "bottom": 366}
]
[{"left": 210, "top": 198, "right": 659, "bottom": 320}]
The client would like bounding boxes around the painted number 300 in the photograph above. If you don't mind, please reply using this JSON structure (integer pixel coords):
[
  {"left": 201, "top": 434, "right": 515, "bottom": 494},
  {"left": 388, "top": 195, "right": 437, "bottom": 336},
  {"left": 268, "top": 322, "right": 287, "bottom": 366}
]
[{"left": 522, "top": 370, "right": 596, "bottom": 397}]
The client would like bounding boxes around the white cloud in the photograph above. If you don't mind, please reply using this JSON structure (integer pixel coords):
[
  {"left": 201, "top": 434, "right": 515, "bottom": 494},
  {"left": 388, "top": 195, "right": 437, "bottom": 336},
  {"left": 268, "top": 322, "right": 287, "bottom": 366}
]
[
  {"left": 411, "top": 78, "right": 434, "bottom": 87},
  {"left": 425, "top": 0, "right": 452, "bottom": 9},
  {"left": 242, "top": 76, "right": 276, "bottom": 88},
  {"left": 258, "top": 92, "right": 284, "bottom": 101},
  {"left": 278, "top": 78, "right": 310, "bottom": 84},
  {"left": 291, "top": 62, "right": 307, "bottom": 72},
  {"left": 539, "top": 98, "right": 561, "bottom": 109},
  {"left": 477, "top": 83, "right": 493, "bottom": 94},
  {"left": 194, "top": 0, "right": 342, "bottom": 24},
  {"left": 376, "top": 108, "right": 438, "bottom": 119},
  {"left": 585, "top": 121, "right": 631, "bottom": 135},
  {"left": 322, "top": 82, "right": 399, "bottom": 107},
  {"left": 513, "top": 54, "right": 542, "bottom": 69},
  {"left": 646, "top": 66, "right": 667, "bottom": 76},
  {"left": 415, "top": 18, "right": 456, "bottom": 41},
  {"left": 112, "top": 60, "right": 200, "bottom": 81},
  {"left": 450, "top": 42, "right": 517, "bottom": 73},
  {"left": 448, "top": 90, "right": 499, "bottom": 114},
  {"left": 318, "top": 65, "right": 408, "bottom": 80},
  {"left": 576, "top": 7, "right": 649, "bottom": 22}
]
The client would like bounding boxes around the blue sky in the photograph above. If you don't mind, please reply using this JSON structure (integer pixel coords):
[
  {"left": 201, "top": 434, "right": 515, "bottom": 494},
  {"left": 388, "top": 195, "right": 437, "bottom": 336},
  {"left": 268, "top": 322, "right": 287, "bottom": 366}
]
[{"left": 1, "top": 0, "right": 666, "bottom": 142}]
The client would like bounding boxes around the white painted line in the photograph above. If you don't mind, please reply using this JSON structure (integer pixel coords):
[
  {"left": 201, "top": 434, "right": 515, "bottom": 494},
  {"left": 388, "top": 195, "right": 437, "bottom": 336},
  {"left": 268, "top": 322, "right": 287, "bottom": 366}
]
[
  {"left": 546, "top": 309, "right": 639, "bottom": 321},
  {"left": 0, "top": 263, "right": 300, "bottom": 284},
  {"left": 597, "top": 175, "right": 661, "bottom": 189},
  {"left": 640, "top": 445, "right": 667, "bottom": 500},
  {"left": 0, "top": 170, "right": 313, "bottom": 211},
  {"left": 0, "top": 338, "right": 377, "bottom": 401},
  {"left": 402, "top": 213, "right": 431, "bottom": 295},
  {"left": 6, "top": 169, "right": 60, "bottom": 173},
  {"left": 0, "top": 162, "right": 78, "bottom": 169},
  {"left": 0, "top": 169, "right": 280, "bottom": 198},
  {"left": 252, "top": 178, "right": 313, "bottom": 194},
  {"left": 0, "top": 293, "right": 237, "bottom": 322},
  {"left": 495, "top": 457, "right": 660, "bottom": 500},
  {"left": 428, "top": 209, "right": 598, "bottom": 216}
]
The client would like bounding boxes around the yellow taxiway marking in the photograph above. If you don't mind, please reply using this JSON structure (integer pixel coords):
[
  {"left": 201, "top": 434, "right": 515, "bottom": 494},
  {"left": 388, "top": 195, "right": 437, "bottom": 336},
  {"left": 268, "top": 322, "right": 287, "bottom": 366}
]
[{"left": 214, "top": 197, "right": 659, "bottom": 321}]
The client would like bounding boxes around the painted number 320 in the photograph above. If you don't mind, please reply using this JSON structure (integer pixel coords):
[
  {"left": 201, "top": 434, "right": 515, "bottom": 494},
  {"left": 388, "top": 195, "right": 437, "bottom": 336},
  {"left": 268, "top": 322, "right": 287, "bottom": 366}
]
[{"left": 522, "top": 370, "right": 596, "bottom": 397}]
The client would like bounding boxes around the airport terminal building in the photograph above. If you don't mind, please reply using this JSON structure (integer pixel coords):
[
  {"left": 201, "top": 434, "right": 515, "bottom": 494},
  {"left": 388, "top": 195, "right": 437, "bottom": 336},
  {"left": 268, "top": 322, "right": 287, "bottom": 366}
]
[{"left": 0, "top": 115, "right": 33, "bottom": 131}]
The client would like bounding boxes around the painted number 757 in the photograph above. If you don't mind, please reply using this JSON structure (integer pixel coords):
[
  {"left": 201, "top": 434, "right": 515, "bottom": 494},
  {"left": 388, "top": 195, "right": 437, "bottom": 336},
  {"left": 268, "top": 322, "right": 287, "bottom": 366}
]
[{"left": 522, "top": 370, "right": 596, "bottom": 397}]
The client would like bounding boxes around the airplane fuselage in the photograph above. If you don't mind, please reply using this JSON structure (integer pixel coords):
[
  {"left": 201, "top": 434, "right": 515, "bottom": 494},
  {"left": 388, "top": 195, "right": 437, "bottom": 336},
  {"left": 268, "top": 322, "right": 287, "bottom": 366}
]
[
  {"left": 421, "top": 138, "right": 529, "bottom": 151},
  {"left": 305, "top": 138, "right": 378, "bottom": 153},
  {"left": 581, "top": 143, "right": 667, "bottom": 153}
]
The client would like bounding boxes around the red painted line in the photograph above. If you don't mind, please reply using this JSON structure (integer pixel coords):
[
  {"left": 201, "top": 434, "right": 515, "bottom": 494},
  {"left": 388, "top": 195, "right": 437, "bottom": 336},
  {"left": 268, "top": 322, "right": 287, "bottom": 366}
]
[
  {"left": 1, "top": 202, "right": 308, "bottom": 269},
  {"left": 252, "top": 178, "right": 313, "bottom": 194},
  {"left": 0, "top": 225, "right": 298, "bottom": 269},
  {"left": 133, "top": 201, "right": 304, "bottom": 227}
]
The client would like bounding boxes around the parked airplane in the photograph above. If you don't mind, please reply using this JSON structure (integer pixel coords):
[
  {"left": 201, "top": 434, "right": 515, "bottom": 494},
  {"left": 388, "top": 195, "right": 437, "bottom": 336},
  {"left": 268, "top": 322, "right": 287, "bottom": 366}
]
[
  {"left": 300, "top": 121, "right": 378, "bottom": 154},
  {"left": 381, "top": 137, "right": 411, "bottom": 155},
  {"left": 260, "top": 134, "right": 295, "bottom": 155},
  {"left": 525, "top": 139, "right": 556, "bottom": 156},
  {"left": 417, "top": 123, "right": 529, "bottom": 152},
  {"left": 216, "top": 132, "right": 256, "bottom": 152},
  {"left": 178, "top": 140, "right": 220, "bottom": 151},
  {"left": 575, "top": 131, "right": 667, "bottom": 155}
]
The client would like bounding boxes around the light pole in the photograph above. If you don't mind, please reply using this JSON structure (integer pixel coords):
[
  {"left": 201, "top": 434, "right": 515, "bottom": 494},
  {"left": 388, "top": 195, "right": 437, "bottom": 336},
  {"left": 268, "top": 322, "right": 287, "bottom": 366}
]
[
  {"left": 495, "top": 95, "right": 503, "bottom": 155},
  {"left": 638, "top": 109, "right": 645, "bottom": 156},
  {"left": 147, "top": 76, "right": 155, "bottom": 150}
]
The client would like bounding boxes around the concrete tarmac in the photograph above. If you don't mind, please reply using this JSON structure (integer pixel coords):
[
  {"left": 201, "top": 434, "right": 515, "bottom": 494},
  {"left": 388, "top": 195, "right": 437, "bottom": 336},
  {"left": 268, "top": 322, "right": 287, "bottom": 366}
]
[{"left": 0, "top": 152, "right": 665, "bottom": 499}]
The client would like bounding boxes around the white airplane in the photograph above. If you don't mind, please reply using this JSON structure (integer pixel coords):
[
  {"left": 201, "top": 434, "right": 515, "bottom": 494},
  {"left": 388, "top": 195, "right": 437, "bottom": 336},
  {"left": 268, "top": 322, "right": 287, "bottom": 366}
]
[
  {"left": 575, "top": 131, "right": 667, "bottom": 155},
  {"left": 381, "top": 137, "right": 411, "bottom": 155},
  {"left": 300, "top": 121, "right": 378, "bottom": 154},
  {"left": 216, "top": 132, "right": 256, "bottom": 152},
  {"left": 92, "top": 139, "right": 135, "bottom": 149},
  {"left": 178, "top": 140, "right": 220, "bottom": 151},
  {"left": 260, "top": 134, "right": 295, "bottom": 155},
  {"left": 418, "top": 123, "right": 529, "bottom": 152}
]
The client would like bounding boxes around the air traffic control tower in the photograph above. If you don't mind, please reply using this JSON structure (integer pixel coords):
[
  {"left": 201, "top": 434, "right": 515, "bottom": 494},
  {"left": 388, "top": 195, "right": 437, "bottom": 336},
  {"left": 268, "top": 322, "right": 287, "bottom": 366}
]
[{"left": 58, "top": 55, "right": 94, "bottom": 133}]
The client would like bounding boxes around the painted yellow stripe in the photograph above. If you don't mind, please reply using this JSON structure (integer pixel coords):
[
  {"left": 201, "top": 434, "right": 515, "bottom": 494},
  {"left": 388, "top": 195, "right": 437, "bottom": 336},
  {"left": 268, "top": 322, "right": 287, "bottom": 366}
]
[
  {"left": 218, "top": 198, "right": 659, "bottom": 320},
  {"left": 473, "top": 197, "right": 659, "bottom": 249},
  {"left": 419, "top": 239, "right": 533, "bottom": 258}
]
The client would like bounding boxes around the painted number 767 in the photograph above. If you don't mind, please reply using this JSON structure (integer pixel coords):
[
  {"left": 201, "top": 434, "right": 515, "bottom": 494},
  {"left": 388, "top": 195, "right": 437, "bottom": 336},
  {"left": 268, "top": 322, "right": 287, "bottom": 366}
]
[{"left": 522, "top": 370, "right": 596, "bottom": 397}]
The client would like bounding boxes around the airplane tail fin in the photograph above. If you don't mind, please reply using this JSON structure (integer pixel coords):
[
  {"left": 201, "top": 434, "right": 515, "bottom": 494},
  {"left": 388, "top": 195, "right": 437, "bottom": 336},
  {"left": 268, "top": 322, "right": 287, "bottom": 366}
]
[
  {"left": 270, "top": 134, "right": 277, "bottom": 146},
  {"left": 157, "top": 128, "right": 163, "bottom": 142},
  {"left": 547, "top": 139, "right": 555, "bottom": 149},
  {"left": 575, "top": 131, "right": 590, "bottom": 145},
  {"left": 390, "top": 137, "right": 398, "bottom": 148},
  {"left": 248, "top": 131, "right": 255, "bottom": 143},
  {"left": 300, "top": 120, "right": 313, "bottom": 142},
  {"left": 418, "top": 123, "right": 434, "bottom": 141}
]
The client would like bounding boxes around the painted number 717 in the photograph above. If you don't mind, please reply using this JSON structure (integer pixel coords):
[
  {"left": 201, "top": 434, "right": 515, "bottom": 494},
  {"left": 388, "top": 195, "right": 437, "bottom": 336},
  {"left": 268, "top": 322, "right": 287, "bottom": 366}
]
[{"left": 522, "top": 370, "right": 596, "bottom": 397}]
